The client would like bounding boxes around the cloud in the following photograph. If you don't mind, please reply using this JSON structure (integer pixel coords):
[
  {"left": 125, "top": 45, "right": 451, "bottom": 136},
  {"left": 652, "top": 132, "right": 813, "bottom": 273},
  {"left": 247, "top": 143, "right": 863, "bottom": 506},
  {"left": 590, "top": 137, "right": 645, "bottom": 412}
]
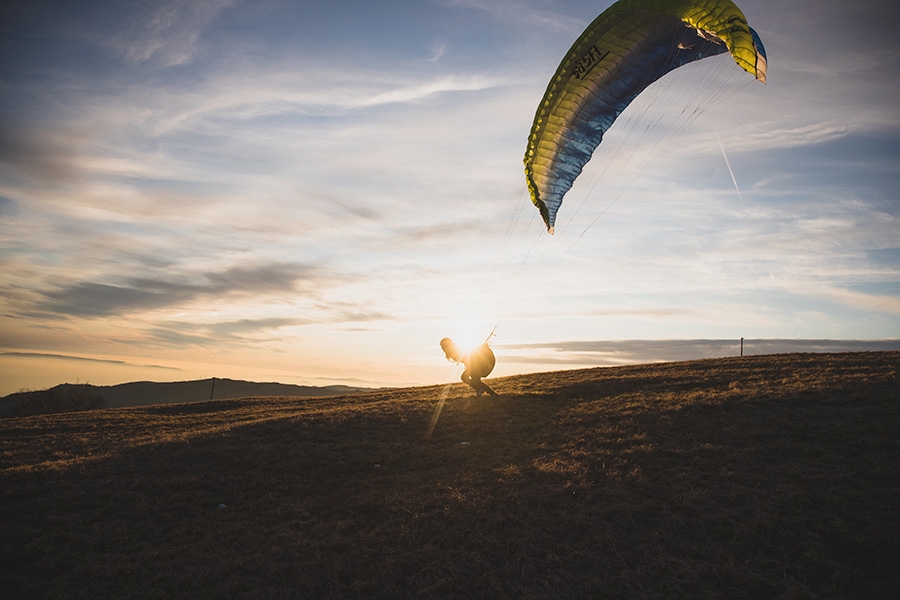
[
  {"left": 816, "top": 284, "right": 900, "bottom": 315},
  {"left": 142, "top": 70, "right": 509, "bottom": 138},
  {"left": 501, "top": 339, "right": 900, "bottom": 367},
  {"left": 34, "top": 262, "right": 318, "bottom": 317},
  {"left": 437, "top": 0, "right": 587, "bottom": 34},
  {"left": 147, "top": 316, "right": 307, "bottom": 347},
  {"left": 203, "top": 317, "right": 306, "bottom": 336},
  {"left": 0, "top": 125, "right": 90, "bottom": 183},
  {"left": 716, "top": 123, "right": 852, "bottom": 153},
  {"left": 358, "top": 75, "right": 500, "bottom": 109},
  {"left": 324, "top": 306, "right": 394, "bottom": 324},
  {"left": 0, "top": 351, "right": 181, "bottom": 371},
  {"left": 100, "top": 0, "right": 236, "bottom": 67},
  {"left": 427, "top": 41, "right": 448, "bottom": 62},
  {"left": 0, "top": 196, "right": 18, "bottom": 216},
  {"left": 143, "top": 309, "right": 393, "bottom": 350}
]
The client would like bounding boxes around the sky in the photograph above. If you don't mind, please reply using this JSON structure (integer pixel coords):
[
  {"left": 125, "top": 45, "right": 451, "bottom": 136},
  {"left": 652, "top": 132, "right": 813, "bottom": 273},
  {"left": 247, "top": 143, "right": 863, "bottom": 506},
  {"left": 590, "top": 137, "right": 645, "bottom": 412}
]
[{"left": 1, "top": 0, "right": 899, "bottom": 395}]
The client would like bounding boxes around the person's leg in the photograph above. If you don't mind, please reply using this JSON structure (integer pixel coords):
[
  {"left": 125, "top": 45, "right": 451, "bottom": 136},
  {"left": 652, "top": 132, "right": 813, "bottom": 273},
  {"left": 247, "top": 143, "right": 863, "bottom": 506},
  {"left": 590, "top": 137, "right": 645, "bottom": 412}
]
[
  {"left": 461, "top": 370, "right": 480, "bottom": 395},
  {"left": 465, "top": 372, "right": 497, "bottom": 397},
  {"left": 480, "top": 380, "right": 498, "bottom": 397}
]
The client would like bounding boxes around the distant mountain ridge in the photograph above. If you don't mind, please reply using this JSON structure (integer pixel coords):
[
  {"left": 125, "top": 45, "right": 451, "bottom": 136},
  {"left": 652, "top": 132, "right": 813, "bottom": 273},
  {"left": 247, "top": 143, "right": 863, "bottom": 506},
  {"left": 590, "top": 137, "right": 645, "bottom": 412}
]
[{"left": 1, "top": 378, "right": 370, "bottom": 415}]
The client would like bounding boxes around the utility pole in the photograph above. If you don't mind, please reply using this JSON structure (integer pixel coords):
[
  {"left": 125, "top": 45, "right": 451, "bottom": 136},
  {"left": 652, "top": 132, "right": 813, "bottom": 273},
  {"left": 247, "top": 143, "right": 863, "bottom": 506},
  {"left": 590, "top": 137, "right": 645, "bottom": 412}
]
[
  {"left": 210, "top": 377, "right": 216, "bottom": 400},
  {"left": 740, "top": 337, "right": 744, "bottom": 357}
]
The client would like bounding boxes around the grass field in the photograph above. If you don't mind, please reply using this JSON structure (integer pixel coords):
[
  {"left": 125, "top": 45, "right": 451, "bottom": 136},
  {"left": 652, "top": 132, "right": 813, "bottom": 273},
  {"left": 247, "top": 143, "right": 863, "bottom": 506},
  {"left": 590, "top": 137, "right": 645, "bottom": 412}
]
[{"left": 1, "top": 352, "right": 898, "bottom": 599}]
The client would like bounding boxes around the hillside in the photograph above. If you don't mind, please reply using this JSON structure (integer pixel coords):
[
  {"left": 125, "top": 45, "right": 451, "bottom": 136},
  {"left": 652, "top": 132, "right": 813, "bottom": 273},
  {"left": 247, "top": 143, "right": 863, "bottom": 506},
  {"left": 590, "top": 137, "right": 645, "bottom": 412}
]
[
  {"left": 1, "top": 352, "right": 898, "bottom": 599},
  {"left": 0, "top": 377, "right": 370, "bottom": 415}
]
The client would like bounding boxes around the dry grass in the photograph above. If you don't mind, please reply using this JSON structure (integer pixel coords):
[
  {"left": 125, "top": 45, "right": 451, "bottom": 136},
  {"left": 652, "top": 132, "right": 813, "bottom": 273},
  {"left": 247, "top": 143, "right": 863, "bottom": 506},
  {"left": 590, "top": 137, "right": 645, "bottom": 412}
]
[{"left": 1, "top": 352, "right": 897, "bottom": 599}]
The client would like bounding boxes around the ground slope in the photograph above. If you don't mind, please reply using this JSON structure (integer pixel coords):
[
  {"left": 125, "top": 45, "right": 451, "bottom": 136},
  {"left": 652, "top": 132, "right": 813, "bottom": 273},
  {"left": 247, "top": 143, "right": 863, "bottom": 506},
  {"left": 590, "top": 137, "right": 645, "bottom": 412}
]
[{"left": 1, "top": 352, "right": 898, "bottom": 599}]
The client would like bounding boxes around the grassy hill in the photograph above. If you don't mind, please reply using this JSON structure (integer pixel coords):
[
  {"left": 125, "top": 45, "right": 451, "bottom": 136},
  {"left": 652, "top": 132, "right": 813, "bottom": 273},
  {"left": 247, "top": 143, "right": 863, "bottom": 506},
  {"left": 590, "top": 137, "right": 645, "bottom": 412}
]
[{"left": 1, "top": 352, "right": 898, "bottom": 599}]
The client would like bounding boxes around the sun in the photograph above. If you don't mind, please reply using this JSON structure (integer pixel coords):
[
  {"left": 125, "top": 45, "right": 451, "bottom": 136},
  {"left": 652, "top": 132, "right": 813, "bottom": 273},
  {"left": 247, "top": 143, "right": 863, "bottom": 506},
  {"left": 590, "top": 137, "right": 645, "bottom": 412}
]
[{"left": 445, "top": 317, "right": 495, "bottom": 357}]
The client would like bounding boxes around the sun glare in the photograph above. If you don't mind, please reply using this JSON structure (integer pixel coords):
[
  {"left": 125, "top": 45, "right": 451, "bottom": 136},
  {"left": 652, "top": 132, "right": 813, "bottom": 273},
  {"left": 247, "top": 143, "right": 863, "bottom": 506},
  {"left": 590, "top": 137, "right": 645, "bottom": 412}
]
[{"left": 445, "top": 317, "right": 495, "bottom": 357}]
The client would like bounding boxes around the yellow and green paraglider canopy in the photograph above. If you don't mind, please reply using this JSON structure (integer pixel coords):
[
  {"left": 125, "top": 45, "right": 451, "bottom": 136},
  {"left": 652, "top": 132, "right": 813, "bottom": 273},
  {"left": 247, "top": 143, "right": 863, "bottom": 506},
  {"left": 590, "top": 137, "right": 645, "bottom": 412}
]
[{"left": 524, "top": 0, "right": 767, "bottom": 233}]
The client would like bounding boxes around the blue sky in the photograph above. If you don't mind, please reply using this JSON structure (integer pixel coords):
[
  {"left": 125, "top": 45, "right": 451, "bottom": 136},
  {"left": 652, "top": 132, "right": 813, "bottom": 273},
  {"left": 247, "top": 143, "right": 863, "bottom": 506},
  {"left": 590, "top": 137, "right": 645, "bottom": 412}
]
[{"left": 1, "top": 0, "right": 898, "bottom": 395}]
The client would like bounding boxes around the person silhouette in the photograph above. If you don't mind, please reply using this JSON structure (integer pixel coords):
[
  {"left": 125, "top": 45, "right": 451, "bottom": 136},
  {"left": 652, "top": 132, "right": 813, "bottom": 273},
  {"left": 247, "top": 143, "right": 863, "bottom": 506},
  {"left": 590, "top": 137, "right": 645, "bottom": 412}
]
[{"left": 440, "top": 337, "right": 499, "bottom": 397}]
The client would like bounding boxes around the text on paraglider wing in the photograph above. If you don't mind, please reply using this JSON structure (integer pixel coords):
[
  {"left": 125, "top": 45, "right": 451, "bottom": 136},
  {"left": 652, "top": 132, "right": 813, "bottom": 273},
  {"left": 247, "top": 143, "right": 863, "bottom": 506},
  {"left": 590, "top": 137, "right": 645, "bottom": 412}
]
[
  {"left": 572, "top": 46, "right": 610, "bottom": 80},
  {"left": 724, "top": 15, "right": 750, "bottom": 36}
]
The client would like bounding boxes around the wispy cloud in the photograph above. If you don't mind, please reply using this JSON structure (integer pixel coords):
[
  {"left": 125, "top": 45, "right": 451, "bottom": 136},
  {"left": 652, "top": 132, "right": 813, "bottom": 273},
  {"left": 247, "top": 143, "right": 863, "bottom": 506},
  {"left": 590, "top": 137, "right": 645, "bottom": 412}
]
[
  {"left": 426, "top": 41, "right": 448, "bottom": 63},
  {"left": 148, "top": 72, "right": 509, "bottom": 135},
  {"left": 438, "top": 0, "right": 588, "bottom": 34},
  {"left": 0, "top": 351, "right": 182, "bottom": 370},
  {"left": 94, "top": 0, "right": 237, "bottom": 67},
  {"left": 147, "top": 317, "right": 307, "bottom": 347},
  {"left": 714, "top": 123, "right": 851, "bottom": 153}
]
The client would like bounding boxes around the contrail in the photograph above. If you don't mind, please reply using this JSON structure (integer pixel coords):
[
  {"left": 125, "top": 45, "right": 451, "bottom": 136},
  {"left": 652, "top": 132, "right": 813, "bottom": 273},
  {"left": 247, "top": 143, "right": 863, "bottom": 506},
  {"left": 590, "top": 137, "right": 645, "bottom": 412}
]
[{"left": 715, "top": 130, "right": 744, "bottom": 206}]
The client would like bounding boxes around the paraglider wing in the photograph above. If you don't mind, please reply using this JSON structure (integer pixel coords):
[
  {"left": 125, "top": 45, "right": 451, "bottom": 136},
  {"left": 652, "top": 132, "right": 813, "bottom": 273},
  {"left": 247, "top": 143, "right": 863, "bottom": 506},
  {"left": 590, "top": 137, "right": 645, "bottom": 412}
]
[{"left": 524, "top": 0, "right": 767, "bottom": 233}]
